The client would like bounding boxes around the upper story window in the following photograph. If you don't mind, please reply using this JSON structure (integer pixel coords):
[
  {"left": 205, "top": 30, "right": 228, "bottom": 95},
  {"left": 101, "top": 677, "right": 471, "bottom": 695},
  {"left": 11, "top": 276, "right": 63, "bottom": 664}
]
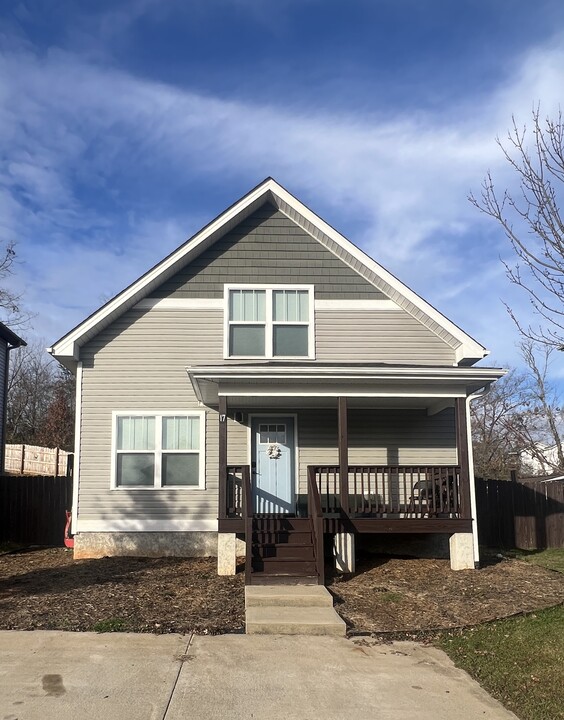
[{"left": 225, "top": 285, "right": 314, "bottom": 359}]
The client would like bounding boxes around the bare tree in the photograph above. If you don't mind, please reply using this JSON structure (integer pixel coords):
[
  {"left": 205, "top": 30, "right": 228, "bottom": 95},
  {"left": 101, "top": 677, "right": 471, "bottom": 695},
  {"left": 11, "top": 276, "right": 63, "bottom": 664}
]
[
  {"left": 36, "top": 368, "right": 75, "bottom": 451},
  {"left": 0, "top": 239, "right": 30, "bottom": 329},
  {"left": 471, "top": 343, "right": 564, "bottom": 479},
  {"left": 471, "top": 367, "right": 530, "bottom": 479},
  {"left": 513, "top": 339, "right": 564, "bottom": 474},
  {"left": 470, "top": 108, "right": 564, "bottom": 347},
  {"left": 6, "top": 342, "right": 74, "bottom": 449}
]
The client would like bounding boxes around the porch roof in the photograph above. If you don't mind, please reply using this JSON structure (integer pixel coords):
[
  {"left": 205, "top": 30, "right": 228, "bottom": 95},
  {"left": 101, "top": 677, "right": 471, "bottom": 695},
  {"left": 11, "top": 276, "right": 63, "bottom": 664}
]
[{"left": 186, "top": 363, "right": 506, "bottom": 407}]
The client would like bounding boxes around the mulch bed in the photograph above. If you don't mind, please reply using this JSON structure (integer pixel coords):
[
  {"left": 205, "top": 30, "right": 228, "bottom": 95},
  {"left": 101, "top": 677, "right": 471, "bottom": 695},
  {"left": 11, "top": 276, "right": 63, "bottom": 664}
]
[
  {"left": 328, "top": 552, "right": 564, "bottom": 635},
  {"left": 0, "top": 548, "right": 562, "bottom": 635},
  {"left": 0, "top": 549, "right": 245, "bottom": 634}
]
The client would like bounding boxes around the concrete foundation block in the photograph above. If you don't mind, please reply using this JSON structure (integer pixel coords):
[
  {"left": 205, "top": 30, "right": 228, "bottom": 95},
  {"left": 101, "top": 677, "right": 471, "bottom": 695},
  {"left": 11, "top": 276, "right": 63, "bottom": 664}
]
[
  {"left": 333, "top": 532, "right": 355, "bottom": 573},
  {"left": 73, "top": 531, "right": 218, "bottom": 559},
  {"left": 217, "top": 533, "right": 237, "bottom": 576},
  {"left": 449, "top": 532, "right": 475, "bottom": 571}
]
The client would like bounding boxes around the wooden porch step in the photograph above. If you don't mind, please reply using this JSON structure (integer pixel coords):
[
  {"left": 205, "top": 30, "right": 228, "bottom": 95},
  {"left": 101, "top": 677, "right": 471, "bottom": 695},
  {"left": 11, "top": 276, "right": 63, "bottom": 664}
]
[
  {"left": 249, "top": 575, "right": 319, "bottom": 586},
  {"left": 248, "top": 513, "right": 321, "bottom": 585},
  {"left": 253, "top": 543, "right": 315, "bottom": 560},
  {"left": 252, "top": 531, "right": 313, "bottom": 545},
  {"left": 252, "top": 559, "right": 318, "bottom": 575},
  {"left": 252, "top": 517, "right": 311, "bottom": 532}
]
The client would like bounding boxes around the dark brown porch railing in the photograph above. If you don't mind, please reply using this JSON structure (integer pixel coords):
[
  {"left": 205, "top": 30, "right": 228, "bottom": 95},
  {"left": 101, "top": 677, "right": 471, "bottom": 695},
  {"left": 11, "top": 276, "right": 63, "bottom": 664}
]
[
  {"left": 242, "top": 466, "right": 253, "bottom": 585},
  {"left": 309, "top": 465, "right": 462, "bottom": 519},
  {"left": 222, "top": 465, "right": 250, "bottom": 519},
  {"left": 307, "top": 467, "right": 325, "bottom": 585}
]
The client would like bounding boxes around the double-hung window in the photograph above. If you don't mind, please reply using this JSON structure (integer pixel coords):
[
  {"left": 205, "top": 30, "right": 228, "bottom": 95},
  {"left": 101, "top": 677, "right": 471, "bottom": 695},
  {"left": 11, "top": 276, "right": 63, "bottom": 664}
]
[
  {"left": 225, "top": 285, "right": 314, "bottom": 359},
  {"left": 112, "top": 412, "right": 205, "bottom": 489}
]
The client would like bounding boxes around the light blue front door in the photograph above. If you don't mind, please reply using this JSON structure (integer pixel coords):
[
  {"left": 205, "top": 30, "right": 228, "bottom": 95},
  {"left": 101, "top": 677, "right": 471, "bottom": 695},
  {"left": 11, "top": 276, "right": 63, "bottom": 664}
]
[{"left": 251, "top": 416, "right": 295, "bottom": 514}]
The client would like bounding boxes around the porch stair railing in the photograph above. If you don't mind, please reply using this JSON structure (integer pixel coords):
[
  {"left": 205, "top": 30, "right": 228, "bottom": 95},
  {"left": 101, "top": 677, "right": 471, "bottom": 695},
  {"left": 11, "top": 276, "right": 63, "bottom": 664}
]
[{"left": 307, "top": 467, "right": 325, "bottom": 585}]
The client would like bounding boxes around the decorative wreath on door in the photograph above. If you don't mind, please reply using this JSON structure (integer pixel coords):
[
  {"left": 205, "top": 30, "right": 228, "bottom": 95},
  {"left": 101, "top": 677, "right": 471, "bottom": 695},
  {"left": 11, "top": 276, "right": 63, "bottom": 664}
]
[{"left": 266, "top": 442, "right": 282, "bottom": 459}]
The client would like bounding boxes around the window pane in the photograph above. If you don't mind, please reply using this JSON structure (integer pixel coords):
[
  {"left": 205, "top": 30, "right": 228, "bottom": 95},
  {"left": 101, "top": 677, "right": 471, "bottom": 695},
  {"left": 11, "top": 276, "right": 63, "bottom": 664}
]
[
  {"left": 117, "top": 416, "right": 155, "bottom": 451},
  {"left": 255, "top": 290, "right": 265, "bottom": 321},
  {"left": 162, "top": 454, "right": 200, "bottom": 486},
  {"left": 117, "top": 453, "right": 154, "bottom": 486},
  {"left": 230, "top": 325, "right": 265, "bottom": 356},
  {"left": 273, "top": 291, "right": 286, "bottom": 321},
  {"left": 286, "top": 291, "right": 297, "bottom": 321},
  {"left": 297, "top": 291, "right": 309, "bottom": 321},
  {"left": 230, "top": 290, "right": 242, "bottom": 321},
  {"left": 273, "top": 325, "right": 308, "bottom": 356},
  {"left": 273, "top": 290, "right": 309, "bottom": 322},
  {"left": 163, "top": 416, "right": 199, "bottom": 451},
  {"left": 230, "top": 290, "right": 265, "bottom": 321}
]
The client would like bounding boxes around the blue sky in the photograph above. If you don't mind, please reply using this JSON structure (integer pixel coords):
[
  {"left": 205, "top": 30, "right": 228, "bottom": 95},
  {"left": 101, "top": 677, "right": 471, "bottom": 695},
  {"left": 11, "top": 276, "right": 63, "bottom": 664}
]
[{"left": 2, "top": 0, "right": 564, "bottom": 376}]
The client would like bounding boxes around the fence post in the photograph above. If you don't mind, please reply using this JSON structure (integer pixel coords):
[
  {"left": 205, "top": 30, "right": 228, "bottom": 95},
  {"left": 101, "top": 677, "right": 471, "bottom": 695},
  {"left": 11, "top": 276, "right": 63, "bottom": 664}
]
[
  {"left": 54, "top": 447, "right": 60, "bottom": 478},
  {"left": 20, "top": 444, "right": 25, "bottom": 475}
]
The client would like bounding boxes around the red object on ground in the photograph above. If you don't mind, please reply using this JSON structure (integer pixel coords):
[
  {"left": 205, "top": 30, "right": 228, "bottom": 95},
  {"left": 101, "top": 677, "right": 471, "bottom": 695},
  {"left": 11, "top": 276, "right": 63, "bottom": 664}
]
[{"left": 64, "top": 511, "right": 74, "bottom": 549}]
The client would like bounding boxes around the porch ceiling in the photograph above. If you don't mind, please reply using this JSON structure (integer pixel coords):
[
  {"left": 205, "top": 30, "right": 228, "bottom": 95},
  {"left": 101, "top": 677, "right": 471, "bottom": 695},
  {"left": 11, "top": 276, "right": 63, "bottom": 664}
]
[{"left": 187, "top": 363, "right": 505, "bottom": 408}]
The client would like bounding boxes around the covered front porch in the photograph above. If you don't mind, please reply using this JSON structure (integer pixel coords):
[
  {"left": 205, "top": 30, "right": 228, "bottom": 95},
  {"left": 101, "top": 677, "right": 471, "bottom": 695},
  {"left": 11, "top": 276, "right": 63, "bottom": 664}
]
[{"left": 188, "top": 364, "right": 502, "bottom": 583}]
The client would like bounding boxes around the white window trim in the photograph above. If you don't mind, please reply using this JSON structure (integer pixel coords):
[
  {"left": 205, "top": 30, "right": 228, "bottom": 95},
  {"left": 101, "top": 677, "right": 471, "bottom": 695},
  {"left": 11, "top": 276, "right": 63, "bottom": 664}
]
[
  {"left": 223, "top": 284, "right": 315, "bottom": 360},
  {"left": 110, "top": 410, "right": 206, "bottom": 490}
]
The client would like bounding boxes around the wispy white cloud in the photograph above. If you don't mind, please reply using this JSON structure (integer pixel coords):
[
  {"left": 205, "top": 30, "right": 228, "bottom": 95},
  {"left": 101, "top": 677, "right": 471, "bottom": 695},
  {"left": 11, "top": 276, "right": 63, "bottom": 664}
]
[{"left": 0, "top": 37, "right": 563, "bottom": 373}]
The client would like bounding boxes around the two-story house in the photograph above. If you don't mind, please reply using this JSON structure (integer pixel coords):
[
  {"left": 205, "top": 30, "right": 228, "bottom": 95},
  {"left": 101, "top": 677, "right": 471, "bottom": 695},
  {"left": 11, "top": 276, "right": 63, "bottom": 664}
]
[{"left": 49, "top": 178, "right": 504, "bottom": 584}]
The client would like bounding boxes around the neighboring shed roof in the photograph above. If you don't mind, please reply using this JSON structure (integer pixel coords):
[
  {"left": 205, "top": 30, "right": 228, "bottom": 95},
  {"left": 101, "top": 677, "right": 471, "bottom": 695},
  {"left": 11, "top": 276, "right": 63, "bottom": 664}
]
[
  {"left": 0, "top": 322, "right": 26, "bottom": 348},
  {"left": 49, "top": 177, "right": 488, "bottom": 366}
]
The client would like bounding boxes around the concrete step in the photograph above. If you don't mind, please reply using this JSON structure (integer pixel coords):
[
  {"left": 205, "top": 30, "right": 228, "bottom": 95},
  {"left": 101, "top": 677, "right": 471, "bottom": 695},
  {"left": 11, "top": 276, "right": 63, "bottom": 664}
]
[
  {"left": 245, "top": 585, "right": 334, "bottom": 608},
  {"left": 246, "top": 606, "right": 346, "bottom": 636}
]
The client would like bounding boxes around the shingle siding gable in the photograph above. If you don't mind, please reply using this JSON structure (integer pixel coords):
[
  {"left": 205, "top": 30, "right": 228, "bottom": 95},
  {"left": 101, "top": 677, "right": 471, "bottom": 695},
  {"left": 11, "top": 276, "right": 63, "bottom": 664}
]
[{"left": 149, "top": 204, "right": 385, "bottom": 300}]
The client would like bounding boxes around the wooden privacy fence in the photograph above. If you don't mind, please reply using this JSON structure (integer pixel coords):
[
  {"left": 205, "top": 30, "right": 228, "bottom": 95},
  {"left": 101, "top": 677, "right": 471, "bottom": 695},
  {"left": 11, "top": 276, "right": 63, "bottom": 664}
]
[
  {"left": 4, "top": 444, "right": 73, "bottom": 477},
  {"left": 0, "top": 475, "right": 73, "bottom": 546},
  {"left": 476, "top": 478, "right": 564, "bottom": 549}
]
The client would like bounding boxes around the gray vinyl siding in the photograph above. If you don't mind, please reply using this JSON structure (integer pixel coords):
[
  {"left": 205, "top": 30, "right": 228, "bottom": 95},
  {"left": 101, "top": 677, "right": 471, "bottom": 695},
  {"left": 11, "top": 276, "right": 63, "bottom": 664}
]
[
  {"left": 79, "top": 307, "right": 275, "bottom": 526},
  {"left": 297, "top": 408, "right": 457, "bottom": 494},
  {"left": 79, "top": 310, "right": 222, "bottom": 526},
  {"left": 149, "top": 204, "right": 386, "bottom": 300},
  {"left": 78, "top": 304, "right": 457, "bottom": 525},
  {"left": 316, "top": 310, "right": 455, "bottom": 364}
]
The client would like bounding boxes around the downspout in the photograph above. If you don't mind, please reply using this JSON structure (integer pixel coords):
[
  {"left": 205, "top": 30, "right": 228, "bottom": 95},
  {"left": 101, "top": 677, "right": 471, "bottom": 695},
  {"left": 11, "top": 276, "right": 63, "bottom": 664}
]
[{"left": 466, "top": 387, "right": 489, "bottom": 568}]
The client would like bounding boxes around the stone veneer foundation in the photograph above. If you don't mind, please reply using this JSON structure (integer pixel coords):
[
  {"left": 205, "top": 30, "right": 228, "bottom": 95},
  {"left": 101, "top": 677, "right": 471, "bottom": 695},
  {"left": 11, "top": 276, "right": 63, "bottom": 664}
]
[{"left": 73, "top": 531, "right": 231, "bottom": 559}]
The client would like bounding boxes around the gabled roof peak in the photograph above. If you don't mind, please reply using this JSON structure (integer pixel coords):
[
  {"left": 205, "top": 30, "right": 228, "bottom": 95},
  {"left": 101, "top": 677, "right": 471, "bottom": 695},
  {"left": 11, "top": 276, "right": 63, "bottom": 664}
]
[{"left": 49, "top": 178, "right": 488, "bottom": 366}]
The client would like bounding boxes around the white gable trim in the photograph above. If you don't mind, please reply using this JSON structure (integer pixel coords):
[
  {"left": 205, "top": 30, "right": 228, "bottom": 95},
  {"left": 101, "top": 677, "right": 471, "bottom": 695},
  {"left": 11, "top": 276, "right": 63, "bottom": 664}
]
[{"left": 49, "top": 178, "right": 488, "bottom": 363}]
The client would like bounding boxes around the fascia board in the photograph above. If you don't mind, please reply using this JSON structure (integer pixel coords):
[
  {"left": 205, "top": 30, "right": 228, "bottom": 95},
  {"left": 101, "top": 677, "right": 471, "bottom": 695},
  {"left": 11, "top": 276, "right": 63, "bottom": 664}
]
[{"left": 187, "top": 365, "right": 506, "bottom": 382}]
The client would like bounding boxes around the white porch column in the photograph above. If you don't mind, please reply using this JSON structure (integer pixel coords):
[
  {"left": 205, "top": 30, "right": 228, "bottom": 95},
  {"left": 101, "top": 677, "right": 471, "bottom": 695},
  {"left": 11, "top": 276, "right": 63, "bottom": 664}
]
[
  {"left": 333, "top": 532, "right": 355, "bottom": 573},
  {"left": 449, "top": 533, "right": 475, "bottom": 570},
  {"left": 217, "top": 532, "right": 237, "bottom": 576}
]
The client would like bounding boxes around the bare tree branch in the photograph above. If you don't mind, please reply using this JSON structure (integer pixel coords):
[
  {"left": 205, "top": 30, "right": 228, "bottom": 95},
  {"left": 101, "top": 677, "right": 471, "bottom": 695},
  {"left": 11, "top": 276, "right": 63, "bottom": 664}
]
[{"left": 469, "top": 108, "right": 564, "bottom": 346}]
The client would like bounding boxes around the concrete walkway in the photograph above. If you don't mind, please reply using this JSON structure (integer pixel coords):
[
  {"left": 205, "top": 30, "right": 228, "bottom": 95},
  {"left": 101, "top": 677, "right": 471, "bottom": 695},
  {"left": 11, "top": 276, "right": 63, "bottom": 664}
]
[{"left": 0, "top": 631, "right": 518, "bottom": 720}]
